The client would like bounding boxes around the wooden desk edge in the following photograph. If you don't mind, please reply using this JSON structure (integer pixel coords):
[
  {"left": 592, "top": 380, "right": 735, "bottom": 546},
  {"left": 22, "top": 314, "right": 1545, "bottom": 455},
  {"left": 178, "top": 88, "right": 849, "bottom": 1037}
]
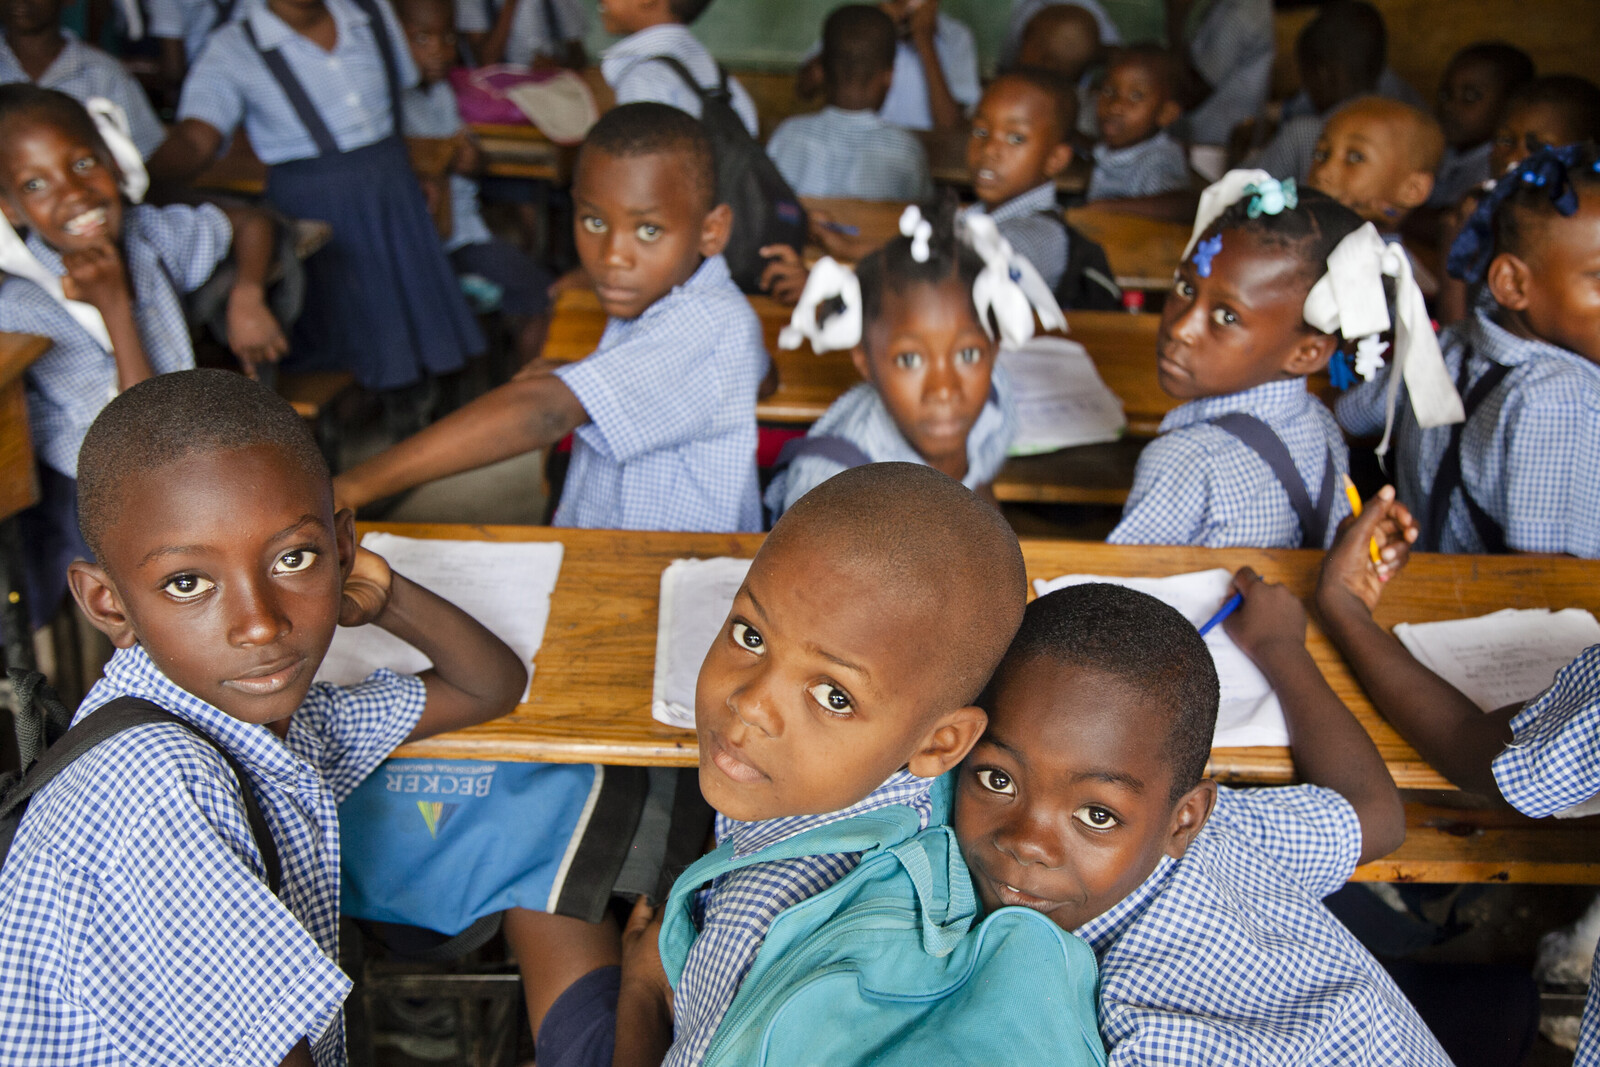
[{"left": 0, "top": 333, "right": 52, "bottom": 390}]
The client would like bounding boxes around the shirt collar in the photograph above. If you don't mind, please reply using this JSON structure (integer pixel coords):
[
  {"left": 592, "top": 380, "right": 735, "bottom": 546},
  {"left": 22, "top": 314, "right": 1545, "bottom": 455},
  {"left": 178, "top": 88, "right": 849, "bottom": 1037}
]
[
  {"left": 818, "top": 105, "right": 883, "bottom": 125},
  {"left": 1158, "top": 377, "right": 1313, "bottom": 433},
  {"left": 1074, "top": 854, "right": 1178, "bottom": 955},
  {"left": 0, "top": 29, "right": 83, "bottom": 81},
  {"left": 248, "top": 0, "right": 367, "bottom": 52},
  {"left": 1470, "top": 307, "right": 1600, "bottom": 374},
  {"left": 976, "top": 181, "right": 1059, "bottom": 223},
  {"left": 1092, "top": 131, "right": 1172, "bottom": 166},
  {"left": 602, "top": 22, "right": 695, "bottom": 65},
  {"left": 719, "top": 768, "right": 935, "bottom": 858},
  {"left": 616, "top": 254, "right": 730, "bottom": 328}
]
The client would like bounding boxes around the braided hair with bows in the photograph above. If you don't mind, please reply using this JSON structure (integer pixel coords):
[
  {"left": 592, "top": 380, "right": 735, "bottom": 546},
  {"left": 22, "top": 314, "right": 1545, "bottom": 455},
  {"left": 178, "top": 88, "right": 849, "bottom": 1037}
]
[
  {"left": 855, "top": 201, "right": 985, "bottom": 334},
  {"left": 1448, "top": 141, "right": 1600, "bottom": 285}
]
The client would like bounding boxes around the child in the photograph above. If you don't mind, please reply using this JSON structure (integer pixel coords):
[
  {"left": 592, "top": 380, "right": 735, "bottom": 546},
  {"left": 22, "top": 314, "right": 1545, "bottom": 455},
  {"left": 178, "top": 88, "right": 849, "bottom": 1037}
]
[
  {"left": 1086, "top": 45, "right": 1190, "bottom": 204},
  {"left": 764, "top": 208, "right": 1017, "bottom": 521},
  {"left": 1336, "top": 144, "right": 1600, "bottom": 556},
  {"left": 149, "top": 0, "right": 485, "bottom": 399},
  {"left": 952, "top": 577, "right": 1451, "bottom": 1062},
  {"left": 456, "top": 0, "right": 586, "bottom": 69},
  {"left": 1011, "top": 2, "right": 1105, "bottom": 139},
  {"left": 1491, "top": 75, "right": 1600, "bottom": 178},
  {"left": 1, "top": 87, "right": 283, "bottom": 627},
  {"left": 765, "top": 5, "right": 932, "bottom": 203},
  {"left": 599, "top": 0, "right": 758, "bottom": 138},
  {"left": 398, "top": 0, "right": 551, "bottom": 366},
  {"left": 1309, "top": 96, "right": 1444, "bottom": 235},
  {"left": 332, "top": 103, "right": 767, "bottom": 531},
  {"left": 0, "top": 369, "right": 528, "bottom": 1064},
  {"left": 0, "top": 0, "right": 164, "bottom": 157},
  {"left": 1109, "top": 176, "right": 1367, "bottom": 549},
  {"left": 1430, "top": 42, "right": 1535, "bottom": 208}
]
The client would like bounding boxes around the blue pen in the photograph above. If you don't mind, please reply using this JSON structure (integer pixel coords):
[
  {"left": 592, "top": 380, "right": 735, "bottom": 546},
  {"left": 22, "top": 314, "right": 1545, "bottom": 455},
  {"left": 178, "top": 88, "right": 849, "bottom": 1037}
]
[{"left": 1196, "top": 592, "right": 1243, "bottom": 637}]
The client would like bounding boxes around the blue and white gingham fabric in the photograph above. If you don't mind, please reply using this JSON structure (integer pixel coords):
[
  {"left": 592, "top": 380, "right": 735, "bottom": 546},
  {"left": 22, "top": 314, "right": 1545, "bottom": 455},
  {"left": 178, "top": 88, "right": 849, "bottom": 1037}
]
[
  {"left": 1079, "top": 785, "right": 1451, "bottom": 1065},
  {"left": 1110, "top": 377, "right": 1351, "bottom": 548},
  {"left": 553, "top": 254, "right": 767, "bottom": 533},
  {"left": 1429, "top": 140, "right": 1494, "bottom": 208},
  {"left": 180, "top": 0, "right": 419, "bottom": 165},
  {"left": 1177, "top": 0, "right": 1273, "bottom": 147},
  {"left": 9, "top": 203, "right": 231, "bottom": 478},
  {"left": 0, "top": 31, "right": 165, "bottom": 157},
  {"left": 453, "top": 0, "right": 586, "bottom": 67},
  {"left": 765, "top": 374, "right": 1018, "bottom": 520},
  {"left": 766, "top": 107, "right": 934, "bottom": 202},
  {"left": 964, "top": 182, "right": 1068, "bottom": 292},
  {"left": 1251, "top": 113, "right": 1323, "bottom": 182},
  {"left": 0, "top": 643, "right": 425, "bottom": 1066},
  {"left": 146, "top": 0, "right": 241, "bottom": 62},
  {"left": 400, "top": 80, "right": 493, "bottom": 251},
  {"left": 1087, "top": 131, "right": 1193, "bottom": 201},
  {"left": 1337, "top": 310, "right": 1600, "bottom": 556},
  {"left": 664, "top": 770, "right": 934, "bottom": 1067},
  {"left": 878, "top": 14, "right": 981, "bottom": 133},
  {"left": 601, "top": 24, "right": 758, "bottom": 138}
]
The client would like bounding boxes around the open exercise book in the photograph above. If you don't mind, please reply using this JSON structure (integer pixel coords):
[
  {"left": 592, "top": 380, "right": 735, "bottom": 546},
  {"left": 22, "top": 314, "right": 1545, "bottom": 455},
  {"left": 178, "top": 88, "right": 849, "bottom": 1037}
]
[
  {"left": 652, "top": 557, "right": 752, "bottom": 729},
  {"left": 314, "top": 532, "right": 565, "bottom": 701},
  {"left": 1393, "top": 608, "right": 1600, "bottom": 714},
  {"left": 1034, "top": 570, "right": 1289, "bottom": 749},
  {"left": 998, "top": 336, "right": 1126, "bottom": 456}
]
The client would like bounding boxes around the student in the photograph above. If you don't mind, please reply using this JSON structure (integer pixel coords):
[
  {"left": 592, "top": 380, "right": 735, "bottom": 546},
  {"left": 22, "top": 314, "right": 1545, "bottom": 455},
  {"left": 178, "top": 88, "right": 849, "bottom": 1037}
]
[
  {"left": 1490, "top": 75, "right": 1600, "bottom": 178},
  {"left": 765, "top": 5, "right": 932, "bottom": 203},
  {"left": 146, "top": 0, "right": 243, "bottom": 100},
  {"left": 1086, "top": 45, "right": 1190, "bottom": 204},
  {"left": 1430, "top": 42, "right": 1535, "bottom": 208},
  {"left": 1337, "top": 144, "right": 1600, "bottom": 556},
  {"left": 1, "top": 87, "right": 283, "bottom": 628},
  {"left": 1170, "top": 0, "right": 1274, "bottom": 149},
  {"left": 456, "top": 0, "right": 586, "bottom": 69},
  {"left": 765, "top": 209, "right": 1016, "bottom": 521},
  {"left": 0, "top": 369, "right": 528, "bottom": 1064},
  {"left": 951, "top": 577, "right": 1449, "bottom": 1063},
  {"left": 149, "top": 0, "right": 485, "bottom": 401},
  {"left": 1010, "top": 2, "right": 1105, "bottom": 139},
  {"left": 1309, "top": 96, "right": 1444, "bottom": 236},
  {"left": 1002, "top": 0, "right": 1119, "bottom": 70},
  {"left": 599, "top": 0, "right": 758, "bottom": 138},
  {"left": 0, "top": 0, "right": 164, "bottom": 157},
  {"left": 397, "top": 0, "right": 551, "bottom": 366}
]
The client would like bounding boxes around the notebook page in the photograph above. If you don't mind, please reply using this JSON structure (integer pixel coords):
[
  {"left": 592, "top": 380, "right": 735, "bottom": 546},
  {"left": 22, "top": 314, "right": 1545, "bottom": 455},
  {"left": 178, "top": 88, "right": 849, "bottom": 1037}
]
[
  {"left": 998, "top": 337, "right": 1127, "bottom": 456},
  {"left": 651, "top": 557, "right": 753, "bottom": 730},
  {"left": 1393, "top": 608, "right": 1600, "bottom": 714}
]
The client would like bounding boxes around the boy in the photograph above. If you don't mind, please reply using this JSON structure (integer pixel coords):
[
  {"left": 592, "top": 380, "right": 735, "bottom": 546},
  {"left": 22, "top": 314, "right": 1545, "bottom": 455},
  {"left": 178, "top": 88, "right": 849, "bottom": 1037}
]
[
  {"left": 1491, "top": 74, "right": 1600, "bottom": 178},
  {"left": 765, "top": 5, "right": 933, "bottom": 202},
  {"left": 1430, "top": 42, "right": 1535, "bottom": 207},
  {"left": 1309, "top": 96, "right": 1444, "bottom": 235},
  {"left": 953, "top": 577, "right": 1451, "bottom": 1063},
  {"left": 1087, "top": 45, "right": 1191, "bottom": 204},
  {"left": 599, "top": 0, "right": 758, "bottom": 138},
  {"left": 398, "top": 0, "right": 551, "bottom": 366},
  {"left": 1012, "top": 2, "right": 1105, "bottom": 139},
  {"left": 0, "top": 369, "right": 528, "bottom": 1065},
  {"left": 456, "top": 0, "right": 586, "bottom": 69},
  {"left": 332, "top": 102, "right": 768, "bottom": 532}
]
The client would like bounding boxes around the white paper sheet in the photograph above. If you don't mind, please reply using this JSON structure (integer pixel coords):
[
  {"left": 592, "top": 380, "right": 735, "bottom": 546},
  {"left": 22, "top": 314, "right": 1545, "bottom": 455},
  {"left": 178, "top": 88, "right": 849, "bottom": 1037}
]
[
  {"left": 1032, "top": 569, "right": 1289, "bottom": 748},
  {"left": 998, "top": 337, "right": 1127, "bottom": 456},
  {"left": 651, "top": 557, "right": 753, "bottom": 730},
  {"left": 1393, "top": 608, "right": 1600, "bottom": 714},
  {"left": 314, "top": 532, "right": 564, "bottom": 700}
]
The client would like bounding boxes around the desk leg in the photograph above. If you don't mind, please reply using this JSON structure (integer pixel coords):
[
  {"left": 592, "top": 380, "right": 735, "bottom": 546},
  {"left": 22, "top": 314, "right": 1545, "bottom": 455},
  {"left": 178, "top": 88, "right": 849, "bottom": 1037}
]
[{"left": 0, "top": 516, "right": 36, "bottom": 674}]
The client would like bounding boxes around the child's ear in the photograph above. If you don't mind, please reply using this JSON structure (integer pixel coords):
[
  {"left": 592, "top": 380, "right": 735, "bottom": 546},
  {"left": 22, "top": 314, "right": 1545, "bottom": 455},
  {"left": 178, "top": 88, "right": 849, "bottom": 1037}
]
[
  {"left": 1283, "top": 330, "right": 1339, "bottom": 377},
  {"left": 1485, "top": 251, "right": 1532, "bottom": 311},
  {"left": 334, "top": 505, "right": 358, "bottom": 581},
  {"left": 907, "top": 705, "right": 988, "bottom": 779},
  {"left": 698, "top": 202, "right": 734, "bottom": 258},
  {"left": 1395, "top": 169, "right": 1434, "bottom": 211},
  {"left": 1164, "top": 778, "right": 1216, "bottom": 859},
  {"left": 67, "top": 561, "right": 138, "bottom": 649},
  {"left": 849, "top": 343, "right": 872, "bottom": 382},
  {"left": 1157, "top": 99, "right": 1183, "bottom": 129},
  {"left": 1043, "top": 141, "right": 1073, "bottom": 180}
]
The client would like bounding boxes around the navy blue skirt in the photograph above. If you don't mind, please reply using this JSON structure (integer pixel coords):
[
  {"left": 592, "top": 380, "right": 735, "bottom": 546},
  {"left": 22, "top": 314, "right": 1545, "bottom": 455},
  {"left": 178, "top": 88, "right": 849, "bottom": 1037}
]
[
  {"left": 18, "top": 463, "right": 91, "bottom": 628},
  {"left": 267, "top": 136, "right": 484, "bottom": 391}
]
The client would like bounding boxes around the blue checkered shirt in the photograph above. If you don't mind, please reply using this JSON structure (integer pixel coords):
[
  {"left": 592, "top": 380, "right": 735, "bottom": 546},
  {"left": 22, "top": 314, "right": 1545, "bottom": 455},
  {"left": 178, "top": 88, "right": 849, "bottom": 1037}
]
[
  {"left": 0, "top": 643, "right": 425, "bottom": 1066},
  {"left": 553, "top": 255, "right": 767, "bottom": 532},
  {"left": 1429, "top": 140, "right": 1494, "bottom": 208},
  {"left": 1079, "top": 784, "right": 1450, "bottom": 1065},
  {"left": 1111, "top": 377, "right": 1351, "bottom": 548},
  {"left": 0, "top": 31, "right": 165, "bottom": 157},
  {"left": 1178, "top": 0, "right": 1273, "bottom": 147},
  {"left": 1251, "top": 113, "right": 1322, "bottom": 182},
  {"left": 766, "top": 107, "right": 934, "bottom": 202},
  {"left": 453, "top": 0, "right": 586, "bottom": 66},
  {"left": 180, "top": 0, "right": 419, "bottom": 165},
  {"left": 8, "top": 203, "right": 230, "bottom": 479},
  {"left": 1088, "top": 132, "right": 1193, "bottom": 201},
  {"left": 664, "top": 770, "right": 935, "bottom": 1067},
  {"left": 401, "top": 80, "right": 493, "bottom": 251},
  {"left": 1338, "top": 310, "right": 1600, "bottom": 556},
  {"left": 765, "top": 375, "right": 1017, "bottom": 520},
  {"left": 965, "top": 182, "right": 1067, "bottom": 292},
  {"left": 146, "top": 0, "right": 240, "bottom": 61},
  {"left": 799, "top": 13, "right": 981, "bottom": 133},
  {"left": 601, "top": 24, "right": 758, "bottom": 138}
]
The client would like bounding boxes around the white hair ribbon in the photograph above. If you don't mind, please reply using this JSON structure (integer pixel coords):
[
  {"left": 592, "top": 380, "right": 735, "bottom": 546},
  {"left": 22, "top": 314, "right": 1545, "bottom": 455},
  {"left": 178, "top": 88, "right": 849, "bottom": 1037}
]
[
  {"left": 1183, "top": 168, "right": 1274, "bottom": 258},
  {"left": 899, "top": 205, "right": 933, "bottom": 263},
  {"left": 777, "top": 256, "right": 863, "bottom": 353},
  {"left": 961, "top": 212, "right": 1066, "bottom": 347},
  {"left": 85, "top": 97, "right": 148, "bottom": 204}
]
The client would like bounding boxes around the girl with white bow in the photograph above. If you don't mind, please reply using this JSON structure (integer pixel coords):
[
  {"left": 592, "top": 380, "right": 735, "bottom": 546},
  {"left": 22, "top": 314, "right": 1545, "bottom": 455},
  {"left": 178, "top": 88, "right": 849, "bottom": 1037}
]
[{"left": 2, "top": 87, "right": 283, "bottom": 626}]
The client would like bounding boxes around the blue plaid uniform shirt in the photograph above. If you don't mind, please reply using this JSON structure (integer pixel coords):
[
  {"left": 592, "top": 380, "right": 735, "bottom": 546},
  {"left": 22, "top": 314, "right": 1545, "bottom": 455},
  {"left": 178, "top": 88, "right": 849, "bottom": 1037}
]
[
  {"left": 601, "top": 24, "right": 758, "bottom": 138},
  {"left": 766, "top": 107, "right": 934, "bottom": 202},
  {"left": 1110, "top": 377, "right": 1351, "bottom": 548},
  {"left": 878, "top": 15, "right": 980, "bottom": 132},
  {"left": 1079, "top": 785, "right": 1450, "bottom": 1065},
  {"left": 1088, "top": 131, "right": 1193, "bottom": 201},
  {"left": 553, "top": 255, "right": 767, "bottom": 532},
  {"left": 7, "top": 203, "right": 231, "bottom": 478},
  {"left": 179, "top": 0, "right": 419, "bottom": 165},
  {"left": 664, "top": 770, "right": 935, "bottom": 1067},
  {"left": 1252, "top": 113, "right": 1323, "bottom": 182},
  {"left": 1430, "top": 140, "right": 1494, "bottom": 208},
  {"left": 146, "top": 0, "right": 241, "bottom": 61},
  {"left": 453, "top": 0, "right": 586, "bottom": 67},
  {"left": 1337, "top": 310, "right": 1600, "bottom": 556},
  {"left": 0, "top": 31, "right": 165, "bottom": 157},
  {"left": 0, "top": 644, "right": 425, "bottom": 1066},
  {"left": 1177, "top": 0, "right": 1273, "bottom": 146},
  {"left": 765, "top": 375, "right": 1018, "bottom": 520},
  {"left": 965, "top": 182, "right": 1068, "bottom": 292}
]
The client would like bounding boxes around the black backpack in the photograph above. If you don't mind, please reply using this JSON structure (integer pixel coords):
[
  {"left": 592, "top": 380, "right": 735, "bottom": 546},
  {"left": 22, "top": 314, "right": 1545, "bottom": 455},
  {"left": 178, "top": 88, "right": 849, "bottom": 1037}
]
[
  {"left": 1037, "top": 212, "right": 1124, "bottom": 311},
  {"left": 0, "top": 670, "right": 281, "bottom": 891},
  {"left": 650, "top": 56, "right": 808, "bottom": 294}
]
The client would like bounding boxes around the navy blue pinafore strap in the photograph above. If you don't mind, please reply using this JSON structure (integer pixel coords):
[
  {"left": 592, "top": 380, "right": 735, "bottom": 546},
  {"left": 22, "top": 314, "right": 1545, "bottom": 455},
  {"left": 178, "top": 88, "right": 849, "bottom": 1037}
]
[
  {"left": 772, "top": 434, "right": 874, "bottom": 473},
  {"left": 1421, "top": 351, "right": 1512, "bottom": 553},
  {"left": 1209, "top": 412, "right": 1337, "bottom": 549}
]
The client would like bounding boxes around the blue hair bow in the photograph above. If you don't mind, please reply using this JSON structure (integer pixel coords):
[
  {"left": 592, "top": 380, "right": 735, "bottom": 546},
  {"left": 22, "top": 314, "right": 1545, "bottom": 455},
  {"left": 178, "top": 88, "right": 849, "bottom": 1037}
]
[
  {"left": 1446, "top": 143, "right": 1599, "bottom": 285},
  {"left": 1191, "top": 234, "right": 1223, "bottom": 277},
  {"left": 1244, "top": 177, "right": 1297, "bottom": 219}
]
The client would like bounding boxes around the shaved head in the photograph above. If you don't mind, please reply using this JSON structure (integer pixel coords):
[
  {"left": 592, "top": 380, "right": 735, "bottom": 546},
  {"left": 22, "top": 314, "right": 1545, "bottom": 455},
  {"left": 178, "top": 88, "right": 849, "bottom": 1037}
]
[
  {"left": 1018, "top": 3, "right": 1103, "bottom": 81},
  {"left": 1335, "top": 95, "right": 1446, "bottom": 173}
]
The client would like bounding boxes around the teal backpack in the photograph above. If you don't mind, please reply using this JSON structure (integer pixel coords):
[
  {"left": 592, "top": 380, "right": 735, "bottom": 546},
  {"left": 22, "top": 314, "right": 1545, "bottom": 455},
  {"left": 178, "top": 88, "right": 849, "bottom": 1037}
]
[{"left": 659, "top": 777, "right": 1107, "bottom": 1066}]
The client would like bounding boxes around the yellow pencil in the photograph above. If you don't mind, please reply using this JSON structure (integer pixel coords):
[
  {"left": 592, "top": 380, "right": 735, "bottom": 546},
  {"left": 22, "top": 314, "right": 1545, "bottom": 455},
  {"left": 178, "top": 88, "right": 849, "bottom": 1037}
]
[{"left": 1341, "top": 474, "right": 1382, "bottom": 565}]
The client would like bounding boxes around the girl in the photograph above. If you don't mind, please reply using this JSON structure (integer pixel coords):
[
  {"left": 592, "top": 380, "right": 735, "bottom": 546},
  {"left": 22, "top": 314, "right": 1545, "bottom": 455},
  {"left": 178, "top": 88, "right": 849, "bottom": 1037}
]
[
  {"left": 1, "top": 86, "right": 283, "bottom": 625},
  {"left": 149, "top": 0, "right": 483, "bottom": 406}
]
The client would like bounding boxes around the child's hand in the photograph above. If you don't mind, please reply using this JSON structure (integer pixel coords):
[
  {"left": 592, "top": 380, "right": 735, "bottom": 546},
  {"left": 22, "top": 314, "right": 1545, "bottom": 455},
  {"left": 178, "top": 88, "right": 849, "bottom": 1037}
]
[
  {"left": 619, "top": 895, "right": 673, "bottom": 1013},
  {"left": 339, "top": 546, "right": 394, "bottom": 627},
  {"left": 1316, "top": 485, "right": 1418, "bottom": 622},
  {"left": 759, "top": 244, "right": 807, "bottom": 306},
  {"left": 226, "top": 285, "right": 289, "bottom": 377},
  {"left": 60, "top": 241, "right": 133, "bottom": 314},
  {"left": 1222, "top": 567, "right": 1307, "bottom": 661}
]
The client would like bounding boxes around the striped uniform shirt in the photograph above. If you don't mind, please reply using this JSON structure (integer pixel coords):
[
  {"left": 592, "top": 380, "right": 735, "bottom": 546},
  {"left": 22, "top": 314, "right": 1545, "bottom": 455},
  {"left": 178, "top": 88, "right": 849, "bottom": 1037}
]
[
  {"left": 0, "top": 643, "right": 425, "bottom": 1067},
  {"left": 965, "top": 182, "right": 1068, "bottom": 292},
  {"left": 766, "top": 107, "right": 934, "bottom": 202},
  {"left": 1110, "top": 377, "right": 1352, "bottom": 548},
  {"left": 601, "top": 24, "right": 758, "bottom": 138},
  {"left": 664, "top": 770, "right": 934, "bottom": 1067},
  {"left": 453, "top": 0, "right": 586, "bottom": 68},
  {"left": 799, "top": 13, "right": 983, "bottom": 133},
  {"left": 1087, "top": 131, "right": 1193, "bottom": 201},
  {"left": 0, "top": 31, "right": 165, "bottom": 157},
  {"left": 8, "top": 203, "right": 231, "bottom": 478},
  {"left": 1252, "top": 113, "right": 1323, "bottom": 182}
]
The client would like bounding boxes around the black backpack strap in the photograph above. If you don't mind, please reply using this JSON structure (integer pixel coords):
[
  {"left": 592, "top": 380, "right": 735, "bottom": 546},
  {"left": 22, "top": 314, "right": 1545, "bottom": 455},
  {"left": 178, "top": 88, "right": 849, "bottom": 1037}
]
[
  {"left": 1209, "top": 412, "right": 1336, "bottom": 548},
  {"left": 773, "top": 434, "right": 874, "bottom": 473},
  {"left": 215, "top": 0, "right": 237, "bottom": 24},
  {"left": 648, "top": 53, "right": 713, "bottom": 103},
  {"left": 242, "top": 19, "right": 340, "bottom": 157},
  {"left": 1422, "top": 354, "right": 1512, "bottom": 553}
]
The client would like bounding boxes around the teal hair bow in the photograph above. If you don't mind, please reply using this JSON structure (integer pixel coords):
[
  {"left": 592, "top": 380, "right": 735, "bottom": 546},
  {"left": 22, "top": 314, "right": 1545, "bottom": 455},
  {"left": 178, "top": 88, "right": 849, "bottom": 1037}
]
[{"left": 1244, "top": 177, "right": 1298, "bottom": 218}]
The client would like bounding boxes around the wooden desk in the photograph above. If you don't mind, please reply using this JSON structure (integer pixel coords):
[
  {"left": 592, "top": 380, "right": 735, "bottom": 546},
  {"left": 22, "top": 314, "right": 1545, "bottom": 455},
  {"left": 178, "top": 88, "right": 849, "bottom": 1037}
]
[
  {"left": 1065, "top": 203, "right": 1190, "bottom": 291},
  {"left": 194, "top": 132, "right": 528, "bottom": 195},
  {"left": 0, "top": 332, "right": 52, "bottom": 522}
]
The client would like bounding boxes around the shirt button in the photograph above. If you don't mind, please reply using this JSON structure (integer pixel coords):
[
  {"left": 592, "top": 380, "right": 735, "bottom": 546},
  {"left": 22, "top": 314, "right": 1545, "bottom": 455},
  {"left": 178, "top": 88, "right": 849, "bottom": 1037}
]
[
  {"left": 328, "top": 57, "right": 340, "bottom": 69},
  {"left": 347, "top": 93, "right": 360, "bottom": 105}
]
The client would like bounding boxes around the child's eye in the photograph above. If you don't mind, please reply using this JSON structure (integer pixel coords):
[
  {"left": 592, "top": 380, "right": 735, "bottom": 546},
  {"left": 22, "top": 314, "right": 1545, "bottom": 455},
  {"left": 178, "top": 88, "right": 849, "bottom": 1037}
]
[
  {"left": 635, "top": 224, "right": 662, "bottom": 242},
  {"left": 1210, "top": 307, "right": 1238, "bottom": 327},
  {"left": 1344, "top": 150, "right": 1365, "bottom": 165},
  {"left": 580, "top": 215, "right": 606, "bottom": 234},
  {"left": 1005, "top": 132, "right": 1026, "bottom": 146},
  {"left": 1073, "top": 805, "right": 1118, "bottom": 830},
  {"left": 1311, "top": 147, "right": 1329, "bottom": 164},
  {"left": 72, "top": 156, "right": 97, "bottom": 173},
  {"left": 970, "top": 125, "right": 989, "bottom": 141},
  {"left": 974, "top": 768, "right": 1015, "bottom": 796},
  {"left": 1128, "top": 90, "right": 1144, "bottom": 103},
  {"left": 273, "top": 548, "right": 318, "bottom": 575},
  {"left": 1174, "top": 277, "right": 1195, "bottom": 299},
  {"left": 730, "top": 621, "right": 764, "bottom": 654},
  {"left": 806, "top": 682, "right": 854, "bottom": 717},
  {"left": 894, "top": 351, "right": 924, "bottom": 370},
  {"left": 163, "top": 574, "right": 215, "bottom": 600},
  {"left": 21, "top": 177, "right": 44, "bottom": 193},
  {"left": 956, "top": 346, "right": 983, "bottom": 365}
]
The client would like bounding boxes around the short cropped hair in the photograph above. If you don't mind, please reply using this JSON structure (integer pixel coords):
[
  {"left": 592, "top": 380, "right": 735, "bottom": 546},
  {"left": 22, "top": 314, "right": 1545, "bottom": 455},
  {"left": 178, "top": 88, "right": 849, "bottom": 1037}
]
[
  {"left": 1297, "top": 1, "right": 1387, "bottom": 91},
  {"left": 77, "top": 370, "right": 328, "bottom": 559},
  {"left": 1508, "top": 75, "right": 1600, "bottom": 145},
  {"left": 1332, "top": 95, "right": 1446, "bottom": 173},
  {"left": 991, "top": 66, "right": 1078, "bottom": 143},
  {"left": 579, "top": 102, "right": 717, "bottom": 215},
  {"left": 668, "top": 0, "right": 714, "bottom": 24},
  {"left": 0, "top": 84, "right": 110, "bottom": 164},
  {"left": 821, "top": 5, "right": 896, "bottom": 90},
  {"left": 1448, "top": 41, "right": 1535, "bottom": 95},
  {"left": 1106, "top": 43, "right": 1179, "bottom": 100},
  {"left": 994, "top": 583, "right": 1220, "bottom": 804}
]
